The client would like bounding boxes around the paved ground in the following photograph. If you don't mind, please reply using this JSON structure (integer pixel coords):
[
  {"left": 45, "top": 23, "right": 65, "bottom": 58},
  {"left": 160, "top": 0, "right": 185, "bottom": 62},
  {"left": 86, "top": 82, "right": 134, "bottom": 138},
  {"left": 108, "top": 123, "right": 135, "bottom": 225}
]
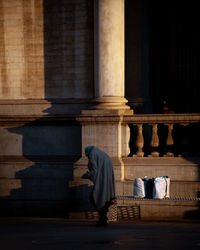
[{"left": 0, "top": 218, "right": 200, "bottom": 250}]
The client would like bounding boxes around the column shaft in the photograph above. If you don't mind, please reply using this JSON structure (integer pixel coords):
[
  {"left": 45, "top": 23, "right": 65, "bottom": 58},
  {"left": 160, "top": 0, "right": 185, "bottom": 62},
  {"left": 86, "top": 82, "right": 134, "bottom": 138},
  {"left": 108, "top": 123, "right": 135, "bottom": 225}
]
[{"left": 94, "top": 0, "right": 129, "bottom": 109}]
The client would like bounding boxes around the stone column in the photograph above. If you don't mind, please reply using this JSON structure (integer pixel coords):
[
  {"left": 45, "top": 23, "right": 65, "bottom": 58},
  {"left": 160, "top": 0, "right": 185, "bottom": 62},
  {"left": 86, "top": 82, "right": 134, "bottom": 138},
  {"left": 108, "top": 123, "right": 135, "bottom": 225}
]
[
  {"left": 93, "top": 0, "right": 129, "bottom": 110},
  {"left": 80, "top": 0, "right": 132, "bottom": 161},
  {"left": 73, "top": 0, "right": 134, "bottom": 179},
  {"left": 70, "top": 0, "right": 134, "bottom": 216}
]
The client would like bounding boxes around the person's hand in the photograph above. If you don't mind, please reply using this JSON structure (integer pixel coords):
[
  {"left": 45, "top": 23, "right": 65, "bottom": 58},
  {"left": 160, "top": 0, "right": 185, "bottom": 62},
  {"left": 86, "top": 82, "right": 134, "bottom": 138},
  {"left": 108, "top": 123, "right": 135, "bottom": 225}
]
[{"left": 81, "top": 171, "right": 90, "bottom": 179}]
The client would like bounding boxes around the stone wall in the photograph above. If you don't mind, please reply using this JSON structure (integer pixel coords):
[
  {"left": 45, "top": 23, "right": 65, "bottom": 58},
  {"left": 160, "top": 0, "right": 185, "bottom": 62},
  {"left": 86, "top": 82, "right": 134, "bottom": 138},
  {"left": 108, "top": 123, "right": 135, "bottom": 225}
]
[
  {"left": 43, "top": 0, "right": 94, "bottom": 99},
  {"left": 0, "top": 0, "right": 44, "bottom": 99},
  {"left": 0, "top": 0, "right": 94, "bottom": 100},
  {"left": 0, "top": 0, "right": 94, "bottom": 217}
]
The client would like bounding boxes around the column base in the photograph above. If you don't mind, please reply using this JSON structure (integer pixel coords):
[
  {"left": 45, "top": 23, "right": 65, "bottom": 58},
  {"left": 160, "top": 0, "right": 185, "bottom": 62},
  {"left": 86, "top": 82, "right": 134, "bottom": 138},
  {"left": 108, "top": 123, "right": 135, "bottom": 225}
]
[{"left": 91, "top": 96, "right": 131, "bottom": 110}]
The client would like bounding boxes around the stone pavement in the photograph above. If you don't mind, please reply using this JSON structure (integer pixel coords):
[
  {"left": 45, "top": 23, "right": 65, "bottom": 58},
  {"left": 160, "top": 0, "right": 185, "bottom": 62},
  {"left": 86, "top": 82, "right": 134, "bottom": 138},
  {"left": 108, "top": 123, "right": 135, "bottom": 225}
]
[{"left": 0, "top": 218, "right": 200, "bottom": 250}]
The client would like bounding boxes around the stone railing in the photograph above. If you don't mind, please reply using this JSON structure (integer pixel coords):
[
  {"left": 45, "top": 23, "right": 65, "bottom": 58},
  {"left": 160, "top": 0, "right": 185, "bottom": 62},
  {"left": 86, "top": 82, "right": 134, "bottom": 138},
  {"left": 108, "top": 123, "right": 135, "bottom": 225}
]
[{"left": 123, "top": 113, "right": 200, "bottom": 157}]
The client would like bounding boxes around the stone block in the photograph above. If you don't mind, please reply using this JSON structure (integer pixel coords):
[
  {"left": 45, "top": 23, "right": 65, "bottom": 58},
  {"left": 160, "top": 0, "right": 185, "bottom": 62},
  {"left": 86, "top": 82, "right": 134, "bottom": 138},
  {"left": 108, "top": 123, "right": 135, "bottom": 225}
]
[
  {"left": 0, "top": 126, "right": 23, "bottom": 155},
  {"left": 170, "top": 181, "right": 200, "bottom": 198},
  {"left": 0, "top": 178, "right": 70, "bottom": 200},
  {"left": 5, "top": 48, "right": 24, "bottom": 58},
  {"left": 119, "top": 198, "right": 200, "bottom": 219},
  {"left": 0, "top": 123, "right": 81, "bottom": 156},
  {"left": 0, "top": 159, "right": 73, "bottom": 180},
  {"left": 0, "top": 154, "right": 76, "bottom": 217},
  {"left": 124, "top": 181, "right": 134, "bottom": 196},
  {"left": 139, "top": 201, "right": 200, "bottom": 220},
  {"left": 3, "top": 19, "right": 23, "bottom": 27},
  {"left": 124, "top": 157, "right": 200, "bottom": 181},
  {"left": 115, "top": 181, "right": 124, "bottom": 196}
]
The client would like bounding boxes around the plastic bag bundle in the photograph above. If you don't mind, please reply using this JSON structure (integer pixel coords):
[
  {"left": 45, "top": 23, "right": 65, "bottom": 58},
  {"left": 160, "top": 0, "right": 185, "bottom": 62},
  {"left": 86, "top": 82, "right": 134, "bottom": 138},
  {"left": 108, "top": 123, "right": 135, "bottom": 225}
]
[
  {"left": 133, "top": 178, "right": 145, "bottom": 198},
  {"left": 153, "top": 176, "right": 170, "bottom": 199}
]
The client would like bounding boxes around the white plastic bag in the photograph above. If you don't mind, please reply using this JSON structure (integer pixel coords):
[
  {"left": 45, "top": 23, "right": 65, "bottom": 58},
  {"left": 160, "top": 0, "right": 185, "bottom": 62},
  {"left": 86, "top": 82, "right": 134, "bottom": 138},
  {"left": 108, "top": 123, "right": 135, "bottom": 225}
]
[
  {"left": 153, "top": 177, "right": 169, "bottom": 199},
  {"left": 133, "top": 178, "right": 145, "bottom": 198}
]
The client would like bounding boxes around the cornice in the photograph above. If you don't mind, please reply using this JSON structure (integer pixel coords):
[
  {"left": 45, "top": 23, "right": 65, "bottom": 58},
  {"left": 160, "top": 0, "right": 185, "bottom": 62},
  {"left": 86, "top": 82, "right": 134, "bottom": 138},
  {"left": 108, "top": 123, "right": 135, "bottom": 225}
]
[{"left": 0, "top": 115, "right": 78, "bottom": 126}]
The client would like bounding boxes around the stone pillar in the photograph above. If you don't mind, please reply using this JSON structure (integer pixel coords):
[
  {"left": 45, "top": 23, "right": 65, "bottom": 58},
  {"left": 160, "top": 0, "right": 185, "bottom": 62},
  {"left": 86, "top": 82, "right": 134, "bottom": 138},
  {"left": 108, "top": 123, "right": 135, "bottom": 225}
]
[
  {"left": 77, "top": 0, "right": 133, "bottom": 171},
  {"left": 78, "top": 0, "right": 132, "bottom": 163},
  {"left": 70, "top": 0, "right": 133, "bottom": 215},
  {"left": 93, "top": 0, "right": 129, "bottom": 110}
]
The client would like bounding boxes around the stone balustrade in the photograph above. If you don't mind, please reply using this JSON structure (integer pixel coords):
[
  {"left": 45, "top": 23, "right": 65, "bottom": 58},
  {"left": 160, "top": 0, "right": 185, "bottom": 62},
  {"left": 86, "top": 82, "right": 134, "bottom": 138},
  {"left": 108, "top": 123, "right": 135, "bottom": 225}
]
[{"left": 123, "top": 113, "right": 200, "bottom": 157}]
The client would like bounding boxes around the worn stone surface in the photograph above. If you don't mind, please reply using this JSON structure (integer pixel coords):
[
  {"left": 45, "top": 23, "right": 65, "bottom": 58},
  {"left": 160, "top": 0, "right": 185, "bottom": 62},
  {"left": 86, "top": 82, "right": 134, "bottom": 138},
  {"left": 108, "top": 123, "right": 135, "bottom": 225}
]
[
  {"left": 0, "top": 0, "right": 93, "bottom": 100},
  {"left": 123, "top": 157, "right": 200, "bottom": 182},
  {"left": 0, "top": 123, "right": 81, "bottom": 156},
  {"left": 0, "top": 0, "right": 44, "bottom": 99},
  {"left": 0, "top": 156, "right": 78, "bottom": 217},
  {"left": 0, "top": 99, "right": 95, "bottom": 116},
  {"left": 118, "top": 198, "right": 200, "bottom": 220}
]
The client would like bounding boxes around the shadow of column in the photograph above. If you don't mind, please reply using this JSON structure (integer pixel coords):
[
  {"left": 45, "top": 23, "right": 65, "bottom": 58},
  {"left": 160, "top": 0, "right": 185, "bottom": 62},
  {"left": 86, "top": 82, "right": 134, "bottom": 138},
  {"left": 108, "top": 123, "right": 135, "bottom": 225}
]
[
  {"left": 0, "top": 112, "right": 81, "bottom": 217},
  {"left": 0, "top": 0, "right": 95, "bottom": 217}
]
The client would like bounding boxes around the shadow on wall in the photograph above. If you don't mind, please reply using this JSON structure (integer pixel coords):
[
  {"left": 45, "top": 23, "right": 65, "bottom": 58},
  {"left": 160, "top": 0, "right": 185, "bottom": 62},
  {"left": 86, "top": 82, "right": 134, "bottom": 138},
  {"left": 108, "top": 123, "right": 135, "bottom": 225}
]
[
  {"left": 0, "top": 109, "right": 81, "bottom": 217},
  {"left": 0, "top": 109, "right": 96, "bottom": 216},
  {"left": 43, "top": 0, "right": 94, "bottom": 100},
  {"left": 0, "top": 0, "right": 95, "bottom": 217}
]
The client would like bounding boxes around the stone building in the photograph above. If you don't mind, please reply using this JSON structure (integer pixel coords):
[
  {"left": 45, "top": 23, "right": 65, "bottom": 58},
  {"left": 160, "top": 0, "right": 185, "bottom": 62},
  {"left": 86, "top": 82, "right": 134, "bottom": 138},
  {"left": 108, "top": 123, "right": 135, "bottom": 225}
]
[{"left": 0, "top": 0, "right": 200, "bottom": 219}]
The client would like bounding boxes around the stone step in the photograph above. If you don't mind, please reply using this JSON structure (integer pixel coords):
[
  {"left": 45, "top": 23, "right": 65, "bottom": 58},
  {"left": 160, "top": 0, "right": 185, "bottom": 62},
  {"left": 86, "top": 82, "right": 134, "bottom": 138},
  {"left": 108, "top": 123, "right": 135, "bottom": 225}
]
[
  {"left": 115, "top": 196, "right": 200, "bottom": 220},
  {"left": 69, "top": 196, "right": 200, "bottom": 221}
]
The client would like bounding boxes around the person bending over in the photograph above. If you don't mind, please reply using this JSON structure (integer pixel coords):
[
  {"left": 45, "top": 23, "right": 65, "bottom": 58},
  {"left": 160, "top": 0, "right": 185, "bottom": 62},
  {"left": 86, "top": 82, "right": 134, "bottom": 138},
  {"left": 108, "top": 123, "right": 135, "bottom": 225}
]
[{"left": 82, "top": 146, "right": 116, "bottom": 226}]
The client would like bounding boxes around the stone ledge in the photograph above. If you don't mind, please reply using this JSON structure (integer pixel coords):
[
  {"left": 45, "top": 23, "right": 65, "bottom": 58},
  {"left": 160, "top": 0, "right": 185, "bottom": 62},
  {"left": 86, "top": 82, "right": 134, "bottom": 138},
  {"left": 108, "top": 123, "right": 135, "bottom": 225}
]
[
  {"left": 0, "top": 98, "right": 94, "bottom": 105},
  {"left": 0, "top": 98, "right": 95, "bottom": 116},
  {"left": 123, "top": 113, "right": 200, "bottom": 123},
  {"left": 0, "top": 115, "right": 79, "bottom": 126},
  {"left": 117, "top": 196, "right": 200, "bottom": 204},
  {"left": 123, "top": 156, "right": 200, "bottom": 165},
  {"left": 69, "top": 197, "right": 200, "bottom": 221},
  {"left": 116, "top": 196, "right": 200, "bottom": 219},
  {"left": 0, "top": 155, "right": 80, "bottom": 163}
]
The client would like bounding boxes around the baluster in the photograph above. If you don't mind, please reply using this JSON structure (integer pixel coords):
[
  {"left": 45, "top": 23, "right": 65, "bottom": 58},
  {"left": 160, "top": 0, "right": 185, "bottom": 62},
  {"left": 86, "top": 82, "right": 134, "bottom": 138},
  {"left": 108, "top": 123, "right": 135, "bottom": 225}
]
[
  {"left": 150, "top": 123, "right": 159, "bottom": 157},
  {"left": 179, "top": 123, "right": 189, "bottom": 157},
  {"left": 121, "top": 123, "right": 130, "bottom": 157},
  {"left": 135, "top": 124, "right": 144, "bottom": 157},
  {"left": 164, "top": 123, "right": 174, "bottom": 157}
]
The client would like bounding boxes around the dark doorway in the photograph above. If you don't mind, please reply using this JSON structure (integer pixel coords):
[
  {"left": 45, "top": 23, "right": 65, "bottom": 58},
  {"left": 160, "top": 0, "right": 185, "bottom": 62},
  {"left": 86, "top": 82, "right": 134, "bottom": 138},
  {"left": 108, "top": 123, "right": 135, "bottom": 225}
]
[{"left": 149, "top": 0, "right": 200, "bottom": 113}]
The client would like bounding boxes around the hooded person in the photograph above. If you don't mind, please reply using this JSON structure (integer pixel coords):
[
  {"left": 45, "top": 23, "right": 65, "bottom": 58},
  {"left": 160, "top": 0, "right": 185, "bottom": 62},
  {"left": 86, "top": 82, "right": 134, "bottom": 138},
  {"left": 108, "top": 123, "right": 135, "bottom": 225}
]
[{"left": 82, "top": 146, "right": 116, "bottom": 226}]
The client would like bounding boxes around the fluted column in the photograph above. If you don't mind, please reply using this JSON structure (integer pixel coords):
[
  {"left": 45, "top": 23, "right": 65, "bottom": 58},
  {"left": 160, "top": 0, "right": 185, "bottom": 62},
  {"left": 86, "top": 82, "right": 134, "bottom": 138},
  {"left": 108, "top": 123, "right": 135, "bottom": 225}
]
[{"left": 94, "top": 0, "right": 129, "bottom": 110}]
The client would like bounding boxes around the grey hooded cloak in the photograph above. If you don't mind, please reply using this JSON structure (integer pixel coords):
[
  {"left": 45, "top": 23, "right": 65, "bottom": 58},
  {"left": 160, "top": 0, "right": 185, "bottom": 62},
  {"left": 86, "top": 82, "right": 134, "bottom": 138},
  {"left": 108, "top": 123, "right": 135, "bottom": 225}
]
[{"left": 87, "top": 147, "right": 115, "bottom": 210}]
